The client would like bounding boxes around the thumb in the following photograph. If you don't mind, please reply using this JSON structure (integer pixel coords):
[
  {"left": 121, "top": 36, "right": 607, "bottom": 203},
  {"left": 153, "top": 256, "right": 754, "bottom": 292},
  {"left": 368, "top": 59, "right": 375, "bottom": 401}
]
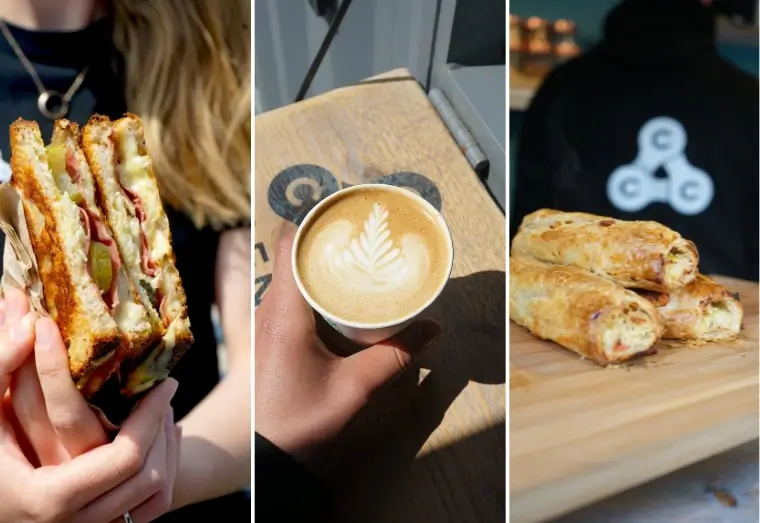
[
  {"left": 0, "top": 305, "right": 35, "bottom": 397},
  {"left": 340, "top": 319, "right": 442, "bottom": 399},
  {"left": 263, "top": 231, "right": 313, "bottom": 318}
]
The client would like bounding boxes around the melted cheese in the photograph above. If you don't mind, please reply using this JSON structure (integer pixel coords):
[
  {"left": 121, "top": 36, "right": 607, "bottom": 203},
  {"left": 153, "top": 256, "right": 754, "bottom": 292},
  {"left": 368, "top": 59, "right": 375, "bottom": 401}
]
[
  {"left": 665, "top": 249, "right": 691, "bottom": 284},
  {"left": 113, "top": 299, "right": 149, "bottom": 327},
  {"left": 700, "top": 302, "right": 733, "bottom": 332},
  {"left": 56, "top": 193, "right": 88, "bottom": 265},
  {"left": 124, "top": 321, "right": 179, "bottom": 394},
  {"left": 103, "top": 174, "right": 143, "bottom": 284},
  {"left": 163, "top": 322, "right": 177, "bottom": 350},
  {"left": 42, "top": 147, "right": 88, "bottom": 257},
  {"left": 118, "top": 141, "right": 171, "bottom": 263}
]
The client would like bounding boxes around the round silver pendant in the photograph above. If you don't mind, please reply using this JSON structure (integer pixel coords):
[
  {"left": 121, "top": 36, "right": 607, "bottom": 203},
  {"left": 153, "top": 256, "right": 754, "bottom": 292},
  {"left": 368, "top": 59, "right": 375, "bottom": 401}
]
[{"left": 37, "top": 90, "right": 69, "bottom": 120}]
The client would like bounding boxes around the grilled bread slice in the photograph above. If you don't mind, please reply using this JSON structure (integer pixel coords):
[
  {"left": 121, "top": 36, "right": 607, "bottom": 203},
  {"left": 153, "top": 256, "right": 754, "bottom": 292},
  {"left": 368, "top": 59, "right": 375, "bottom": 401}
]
[
  {"left": 82, "top": 114, "right": 193, "bottom": 396},
  {"left": 9, "top": 119, "right": 122, "bottom": 392}
]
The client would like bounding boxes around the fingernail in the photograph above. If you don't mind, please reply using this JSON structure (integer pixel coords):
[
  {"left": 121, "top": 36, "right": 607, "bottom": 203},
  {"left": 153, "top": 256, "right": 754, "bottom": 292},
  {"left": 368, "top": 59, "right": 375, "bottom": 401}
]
[
  {"left": 35, "top": 318, "right": 55, "bottom": 348},
  {"left": 6, "top": 290, "right": 24, "bottom": 322},
  {"left": 166, "top": 378, "right": 179, "bottom": 399},
  {"left": 10, "top": 314, "right": 35, "bottom": 342}
]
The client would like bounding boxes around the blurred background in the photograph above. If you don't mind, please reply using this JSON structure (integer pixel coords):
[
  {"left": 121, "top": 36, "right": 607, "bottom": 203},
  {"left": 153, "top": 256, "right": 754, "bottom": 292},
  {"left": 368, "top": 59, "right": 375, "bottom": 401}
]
[
  {"left": 254, "top": 0, "right": 507, "bottom": 208},
  {"left": 508, "top": 0, "right": 759, "bottom": 282},
  {"left": 509, "top": 0, "right": 758, "bottom": 207}
]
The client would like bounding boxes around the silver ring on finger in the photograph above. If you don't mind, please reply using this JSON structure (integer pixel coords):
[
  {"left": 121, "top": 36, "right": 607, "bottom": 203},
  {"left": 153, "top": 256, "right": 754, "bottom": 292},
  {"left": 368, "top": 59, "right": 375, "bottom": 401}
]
[{"left": 124, "top": 512, "right": 134, "bottom": 523}]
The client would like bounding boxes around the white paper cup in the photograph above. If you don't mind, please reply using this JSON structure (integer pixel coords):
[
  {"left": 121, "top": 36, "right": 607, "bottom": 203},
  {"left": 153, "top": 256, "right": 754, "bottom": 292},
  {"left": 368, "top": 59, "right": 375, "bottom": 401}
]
[{"left": 292, "top": 184, "right": 454, "bottom": 345}]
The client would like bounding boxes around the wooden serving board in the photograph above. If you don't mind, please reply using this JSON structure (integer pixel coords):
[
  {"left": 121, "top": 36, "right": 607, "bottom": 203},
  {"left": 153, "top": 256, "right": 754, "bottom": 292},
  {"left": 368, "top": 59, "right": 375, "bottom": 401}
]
[
  {"left": 510, "top": 276, "right": 759, "bottom": 523},
  {"left": 255, "top": 69, "right": 506, "bottom": 522},
  {"left": 554, "top": 440, "right": 759, "bottom": 522}
]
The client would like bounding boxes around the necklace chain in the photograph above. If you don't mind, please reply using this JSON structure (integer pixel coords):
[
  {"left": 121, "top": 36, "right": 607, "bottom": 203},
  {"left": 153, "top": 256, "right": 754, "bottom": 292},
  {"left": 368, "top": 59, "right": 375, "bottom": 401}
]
[{"left": 0, "top": 20, "right": 89, "bottom": 119}]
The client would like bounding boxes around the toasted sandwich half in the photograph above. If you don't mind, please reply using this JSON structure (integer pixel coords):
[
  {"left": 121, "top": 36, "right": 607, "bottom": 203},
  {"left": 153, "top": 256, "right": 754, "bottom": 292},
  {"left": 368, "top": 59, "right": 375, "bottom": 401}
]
[
  {"left": 82, "top": 114, "right": 193, "bottom": 396},
  {"left": 9, "top": 119, "right": 154, "bottom": 397},
  {"left": 49, "top": 120, "right": 158, "bottom": 395}
]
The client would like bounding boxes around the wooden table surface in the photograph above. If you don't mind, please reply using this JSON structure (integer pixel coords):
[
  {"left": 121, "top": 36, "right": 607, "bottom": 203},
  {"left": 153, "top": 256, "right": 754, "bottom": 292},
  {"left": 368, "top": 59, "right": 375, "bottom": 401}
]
[
  {"left": 555, "top": 439, "right": 759, "bottom": 523},
  {"left": 510, "top": 276, "right": 760, "bottom": 523},
  {"left": 255, "top": 69, "right": 506, "bottom": 522}
]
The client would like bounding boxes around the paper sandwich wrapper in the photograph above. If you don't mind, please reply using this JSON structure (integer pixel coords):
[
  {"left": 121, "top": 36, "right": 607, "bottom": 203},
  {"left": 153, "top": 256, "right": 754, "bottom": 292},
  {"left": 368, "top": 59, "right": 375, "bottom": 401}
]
[{"left": 0, "top": 182, "right": 130, "bottom": 432}]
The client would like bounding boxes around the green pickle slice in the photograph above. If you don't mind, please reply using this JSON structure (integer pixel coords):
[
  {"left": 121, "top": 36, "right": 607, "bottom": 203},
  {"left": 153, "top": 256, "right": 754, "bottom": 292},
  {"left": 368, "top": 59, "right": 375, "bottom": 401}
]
[
  {"left": 46, "top": 145, "right": 66, "bottom": 174},
  {"left": 90, "top": 242, "right": 113, "bottom": 293},
  {"left": 46, "top": 145, "right": 83, "bottom": 204}
]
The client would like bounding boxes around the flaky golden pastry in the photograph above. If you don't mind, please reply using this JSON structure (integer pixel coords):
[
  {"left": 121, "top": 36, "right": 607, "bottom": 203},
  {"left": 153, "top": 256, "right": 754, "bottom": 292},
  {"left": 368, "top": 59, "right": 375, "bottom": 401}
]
[
  {"left": 511, "top": 209, "right": 698, "bottom": 292},
  {"left": 510, "top": 256, "right": 664, "bottom": 366},
  {"left": 637, "top": 274, "right": 743, "bottom": 342}
]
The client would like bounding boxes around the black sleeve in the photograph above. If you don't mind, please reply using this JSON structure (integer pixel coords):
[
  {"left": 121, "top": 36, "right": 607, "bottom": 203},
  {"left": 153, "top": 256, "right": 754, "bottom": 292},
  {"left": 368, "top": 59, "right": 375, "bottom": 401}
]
[
  {"left": 510, "top": 71, "right": 568, "bottom": 240},
  {"left": 254, "top": 432, "right": 329, "bottom": 521}
]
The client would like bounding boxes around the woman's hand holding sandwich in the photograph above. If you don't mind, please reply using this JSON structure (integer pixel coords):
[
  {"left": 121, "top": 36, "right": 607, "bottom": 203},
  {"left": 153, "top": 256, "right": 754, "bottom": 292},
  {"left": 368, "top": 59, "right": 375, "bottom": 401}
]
[{"left": 0, "top": 289, "right": 180, "bottom": 523}]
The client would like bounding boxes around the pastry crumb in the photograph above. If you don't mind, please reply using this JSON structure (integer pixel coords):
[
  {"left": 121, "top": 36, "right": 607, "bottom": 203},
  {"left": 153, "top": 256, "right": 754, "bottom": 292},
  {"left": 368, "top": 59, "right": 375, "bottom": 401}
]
[{"left": 708, "top": 486, "right": 738, "bottom": 507}]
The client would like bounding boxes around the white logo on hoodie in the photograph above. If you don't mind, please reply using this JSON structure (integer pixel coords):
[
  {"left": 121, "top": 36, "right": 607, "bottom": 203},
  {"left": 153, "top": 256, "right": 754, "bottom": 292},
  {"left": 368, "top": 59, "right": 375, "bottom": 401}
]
[{"left": 607, "top": 116, "right": 714, "bottom": 215}]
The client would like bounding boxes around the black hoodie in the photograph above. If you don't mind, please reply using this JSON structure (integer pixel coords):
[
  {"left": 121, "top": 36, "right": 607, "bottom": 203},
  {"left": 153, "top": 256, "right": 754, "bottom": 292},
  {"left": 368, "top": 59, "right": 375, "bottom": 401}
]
[{"left": 512, "top": 0, "right": 759, "bottom": 281}]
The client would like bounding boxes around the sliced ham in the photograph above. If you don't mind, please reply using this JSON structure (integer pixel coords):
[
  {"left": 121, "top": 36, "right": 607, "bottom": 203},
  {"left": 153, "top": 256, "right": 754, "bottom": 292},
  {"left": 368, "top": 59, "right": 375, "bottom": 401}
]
[
  {"left": 158, "top": 294, "right": 169, "bottom": 326},
  {"left": 122, "top": 186, "right": 146, "bottom": 223},
  {"left": 79, "top": 207, "right": 91, "bottom": 254},
  {"left": 120, "top": 185, "right": 157, "bottom": 278},
  {"left": 110, "top": 134, "right": 161, "bottom": 303},
  {"left": 87, "top": 210, "right": 122, "bottom": 310},
  {"left": 139, "top": 231, "right": 158, "bottom": 278},
  {"left": 65, "top": 149, "right": 80, "bottom": 183},
  {"left": 81, "top": 210, "right": 120, "bottom": 310},
  {"left": 65, "top": 147, "right": 121, "bottom": 311}
]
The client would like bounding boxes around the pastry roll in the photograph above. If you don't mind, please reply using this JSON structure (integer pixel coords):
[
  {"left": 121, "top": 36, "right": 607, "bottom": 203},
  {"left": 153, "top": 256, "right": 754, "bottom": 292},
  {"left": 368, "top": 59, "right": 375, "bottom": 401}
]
[
  {"left": 511, "top": 209, "right": 698, "bottom": 292},
  {"left": 510, "top": 256, "right": 664, "bottom": 366},
  {"left": 637, "top": 274, "right": 743, "bottom": 342}
]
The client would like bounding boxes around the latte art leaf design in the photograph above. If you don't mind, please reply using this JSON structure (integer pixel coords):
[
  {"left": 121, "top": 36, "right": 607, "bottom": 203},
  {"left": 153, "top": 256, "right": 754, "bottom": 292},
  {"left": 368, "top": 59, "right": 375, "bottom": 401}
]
[{"left": 328, "top": 203, "right": 409, "bottom": 287}]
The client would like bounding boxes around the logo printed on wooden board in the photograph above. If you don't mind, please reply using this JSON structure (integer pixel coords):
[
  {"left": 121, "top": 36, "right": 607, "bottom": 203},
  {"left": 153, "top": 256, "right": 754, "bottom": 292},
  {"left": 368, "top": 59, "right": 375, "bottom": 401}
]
[{"left": 256, "top": 164, "right": 442, "bottom": 306}]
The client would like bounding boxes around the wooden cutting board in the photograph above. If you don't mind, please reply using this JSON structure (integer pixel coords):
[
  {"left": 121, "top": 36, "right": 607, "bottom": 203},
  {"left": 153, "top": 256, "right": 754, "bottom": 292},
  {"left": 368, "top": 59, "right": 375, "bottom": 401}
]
[
  {"left": 510, "top": 275, "right": 759, "bottom": 523},
  {"left": 255, "top": 69, "right": 506, "bottom": 522}
]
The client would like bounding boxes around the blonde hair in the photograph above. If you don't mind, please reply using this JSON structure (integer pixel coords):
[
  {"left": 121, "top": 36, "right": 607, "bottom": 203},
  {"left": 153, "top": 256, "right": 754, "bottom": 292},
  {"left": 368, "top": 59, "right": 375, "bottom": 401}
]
[{"left": 112, "top": 0, "right": 251, "bottom": 230}]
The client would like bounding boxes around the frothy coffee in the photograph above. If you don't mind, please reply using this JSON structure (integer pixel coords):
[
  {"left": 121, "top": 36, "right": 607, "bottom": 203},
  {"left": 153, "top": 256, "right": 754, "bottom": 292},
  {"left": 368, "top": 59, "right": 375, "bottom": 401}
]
[{"left": 296, "top": 186, "right": 450, "bottom": 324}]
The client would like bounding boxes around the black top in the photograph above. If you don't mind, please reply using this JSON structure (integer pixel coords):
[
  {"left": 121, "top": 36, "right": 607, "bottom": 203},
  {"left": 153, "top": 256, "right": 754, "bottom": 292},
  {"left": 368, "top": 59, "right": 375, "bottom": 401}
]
[
  {"left": 0, "top": 20, "right": 249, "bottom": 519},
  {"left": 512, "top": 0, "right": 759, "bottom": 281},
  {"left": 255, "top": 433, "right": 328, "bottom": 521}
]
